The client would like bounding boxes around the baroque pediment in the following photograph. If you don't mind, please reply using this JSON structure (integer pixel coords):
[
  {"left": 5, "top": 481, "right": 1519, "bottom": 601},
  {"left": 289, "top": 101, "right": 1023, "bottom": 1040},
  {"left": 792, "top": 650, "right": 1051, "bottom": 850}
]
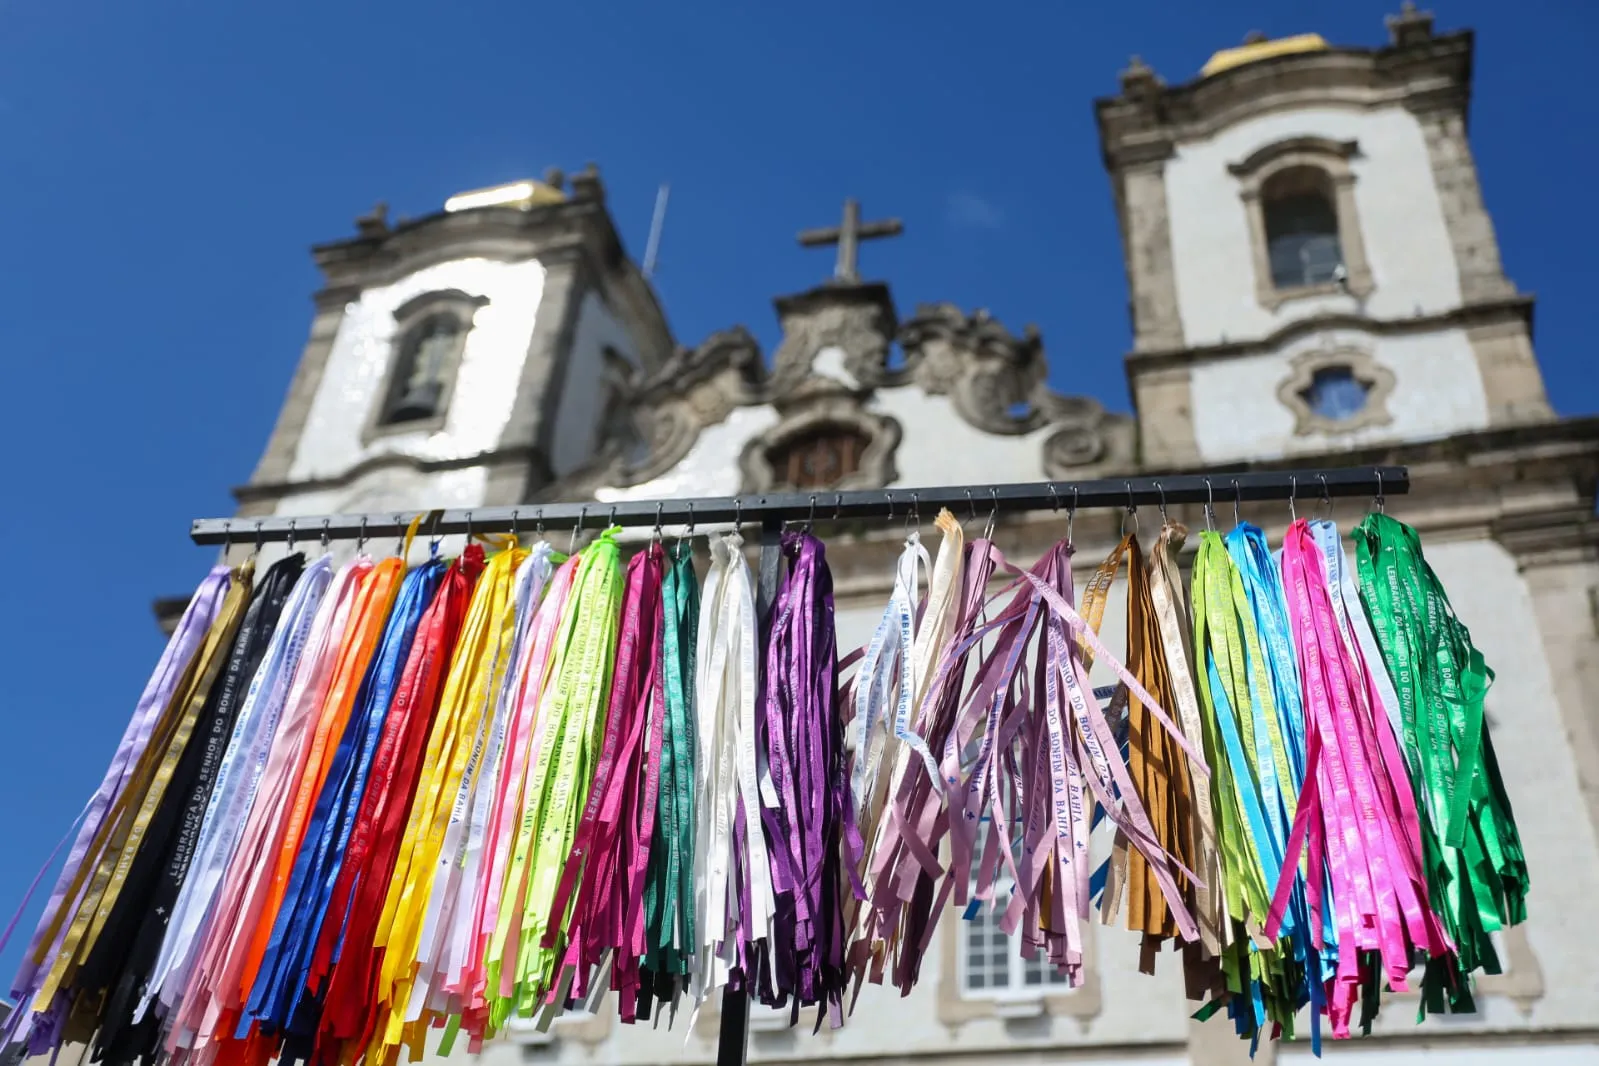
[{"left": 547, "top": 285, "right": 1134, "bottom": 502}]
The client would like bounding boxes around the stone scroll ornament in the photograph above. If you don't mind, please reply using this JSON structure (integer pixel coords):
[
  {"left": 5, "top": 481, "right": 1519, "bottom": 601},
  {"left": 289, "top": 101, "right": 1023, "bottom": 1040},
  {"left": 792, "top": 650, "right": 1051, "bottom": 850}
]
[{"left": 0, "top": 506, "right": 1529, "bottom": 1064}]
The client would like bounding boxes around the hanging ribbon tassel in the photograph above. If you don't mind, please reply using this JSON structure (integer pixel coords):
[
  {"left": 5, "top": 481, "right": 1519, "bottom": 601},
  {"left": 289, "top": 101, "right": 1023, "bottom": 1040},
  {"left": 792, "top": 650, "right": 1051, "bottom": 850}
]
[
  {"left": 641, "top": 538, "right": 700, "bottom": 1019},
  {"left": 1080, "top": 531, "right": 1199, "bottom": 980},
  {"left": 213, "top": 552, "right": 402, "bottom": 1061},
  {"left": 30, "top": 559, "right": 252, "bottom": 1047},
  {"left": 141, "top": 557, "right": 334, "bottom": 1032},
  {"left": 1271, "top": 518, "right": 1448, "bottom": 1040},
  {"left": 1146, "top": 522, "right": 1226, "bottom": 996},
  {"left": 843, "top": 510, "right": 964, "bottom": 991},
  {"left": 481, "top": 552, "right": 580, "bottom": 1033},
  {"left": 1351, "top": 511, "right": 1524, "bottom": 1016},
  {"left": 691, "top": 531, "right": 772, "bottom": 1016},
  {"left": 94, "top": 552, "right": 307, "bottom": 1066},
  {"left": 756, "top": 530, "right": 846, "bottom": 1025},
  {"left": 167, "top": 555, "right": 367, "bottom": 1062},
  {"left": 311, "top": 548, "right": 482, "bottom": 1066},
  {"left": 511, "top": 528, "right": 624, "bottom": 1020},
  {"left": 449, "top": 542, "right": 556, "bottom": 1050},
  {"left": 541, "top": 540, "right": 664, "bottom": 1022},
  {"left": 254, "top": 556, "right": 448, "bottom": 1062},
  {"left": 366, "top": 540, "right": 521, "bottom": 1060},
  {"left": 4, "top": 564, "right": 235, "bottom": 1058}
]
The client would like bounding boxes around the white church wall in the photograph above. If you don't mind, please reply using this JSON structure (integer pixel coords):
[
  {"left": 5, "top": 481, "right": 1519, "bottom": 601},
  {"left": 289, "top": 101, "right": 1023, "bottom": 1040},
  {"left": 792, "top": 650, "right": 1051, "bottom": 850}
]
[
  {"left": 872, "top": 385, "right": 1053, "bottom": 487},
  {"left": 1165, "top": 105, "right": 1462, "bottom": 349},
  {"left": 595, "top": 408, "right": 781, "bottom": 504},
  {"left": 287, "top": 258, "right": 547, "bottom": 481},
  {"left": 1188, "top": 328, "right": 1489, "bottom": 463},
  {"left": 552, "top": 291, "right": 640, "bottom": 478}
]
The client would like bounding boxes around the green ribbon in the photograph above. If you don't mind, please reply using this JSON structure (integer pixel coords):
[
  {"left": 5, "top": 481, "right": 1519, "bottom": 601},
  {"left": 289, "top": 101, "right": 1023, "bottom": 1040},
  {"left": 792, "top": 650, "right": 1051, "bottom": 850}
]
[
  {"left": 1192, "top": 532, "right": 1301, "bottom": 1039},
  {"left": 644, "top": 540, "right": 699, "bottom": 988},
  {"left": 514, "top": 528, "right": 624, "bottom": 1010},
  {"left": 1351, "top": 511, "right": 1528, "bottom": 1014}
]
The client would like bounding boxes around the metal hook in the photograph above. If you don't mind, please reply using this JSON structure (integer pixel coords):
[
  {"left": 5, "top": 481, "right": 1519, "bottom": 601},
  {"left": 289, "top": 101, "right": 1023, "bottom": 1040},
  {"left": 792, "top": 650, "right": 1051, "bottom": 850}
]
[
  {"left": 221, "top": 520, "right": 232, "bottom": 554},
  {"left": 807, "top": 495, "right": 817, "bottom": 531},
  {"left": 1203, "top": 479, "right": 1216, "bottom": 531},
  {"left": 1289, "top": 476, "right": 1298, "bottom": 522},
  {"left": 1318, "top": 474, "right": 1333, "bottom": 520},
  {"left": 464, "top": 510, "right": 474, "bottom": 542},
  {"left": 884, "top": 492, "right": 894, "bottom": 523},
  {"left": 320, "top": 518, "right": 331, "bottom": 550},
  {"left": 732, "top": 498, "right": 742, "bottom": 530},
  {"left": 982, "top": 488, "right": 998, "bottom": 541},
  {"left": 1374, "top": 469, "right": 1386, "bottom": 514},
  {"left": 1048, "top": 483, "right": 1060, "bottom": 513},
  {"left": 1068, "top": 486, "right": 1079, "bottom": 544},
  {"left": 608, "top": 505, "right": 617, "bottom": 529},
  {"left": 357, "top": 516, "right": 368, "bottom": 553},
  {"left": 1231, "top": 479, "right": 1243, "bottom": 528},
  {"left": 510, "top": 509, "right": 520, "bottom": 539},
  {"left": 653, "top": 501, "right": 664, "bottom": 540},
  {"left": 286, "top": 519, "right": 297, "bottom": 555},
  {"left": 424, "top": 511, "right": 440, "bottom": 556},
  {"left": 1121, "top": 483, "right": 1139, "bottom": 538},
  {"left": 685, "top": 501, "right": 695, "bottom": 536},
  {"left": 1153, "top": 480, "right": 1168, "bottom": 522},
  {"left": 965, "top": 489, "right": 977, "bottom": 524},
  {"left": 570, "top": 506, "right": 587, "bottom": 555},
  {"left": 253, "top": 520, "right": 264, "bottom": 555},
  {"left": 834, "top": 494, "right": 843, "bottom": 522},
  {"left": 907, "top": 491, "right": 919, "bottom": 535}
]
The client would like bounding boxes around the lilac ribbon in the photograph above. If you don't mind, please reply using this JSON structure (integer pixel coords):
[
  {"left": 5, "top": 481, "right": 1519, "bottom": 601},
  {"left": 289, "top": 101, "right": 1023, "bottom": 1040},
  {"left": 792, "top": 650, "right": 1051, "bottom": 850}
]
[{"left": 4, "top": 565, "right": 232, "bottom": 1052}]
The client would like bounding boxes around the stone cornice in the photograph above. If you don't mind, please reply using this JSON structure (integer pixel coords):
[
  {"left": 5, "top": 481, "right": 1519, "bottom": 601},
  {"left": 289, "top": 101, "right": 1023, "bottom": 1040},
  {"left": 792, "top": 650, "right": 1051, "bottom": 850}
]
[
  {"left": 1124, "top": 293, "right": 1533, "bottom": 373},
  {"left": 1095, "top": 31, "right": 1473, "bottom": 174}
]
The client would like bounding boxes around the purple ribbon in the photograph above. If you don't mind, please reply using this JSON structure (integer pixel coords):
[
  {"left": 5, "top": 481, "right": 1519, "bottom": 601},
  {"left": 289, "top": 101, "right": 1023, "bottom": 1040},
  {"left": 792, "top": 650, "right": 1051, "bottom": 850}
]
[{"left": 4, "top": 565, "right": 232, "bottom": 1053}]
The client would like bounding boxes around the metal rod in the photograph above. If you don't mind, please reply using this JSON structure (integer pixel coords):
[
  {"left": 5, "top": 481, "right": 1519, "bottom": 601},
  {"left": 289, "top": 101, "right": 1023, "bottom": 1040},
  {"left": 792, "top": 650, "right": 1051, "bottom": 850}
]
[{"left": 189, "top": 467, "right": 1407, "bottom": 545}]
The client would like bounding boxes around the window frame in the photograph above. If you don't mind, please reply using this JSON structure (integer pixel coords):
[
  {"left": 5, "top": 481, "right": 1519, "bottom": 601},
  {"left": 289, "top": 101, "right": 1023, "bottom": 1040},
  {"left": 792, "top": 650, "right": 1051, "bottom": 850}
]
[
  {"left": 363, "top": 289, "right": 488, "bottom": 444},
  {"left": 1231, "top": 137, "right": 1374, "bottom": 310},
  {"left": 956, "top": 887, "right": 1072, "bottom": 1007},
  {"left": 1275, "top": 347, "right": 1396, "bottom": 436}
]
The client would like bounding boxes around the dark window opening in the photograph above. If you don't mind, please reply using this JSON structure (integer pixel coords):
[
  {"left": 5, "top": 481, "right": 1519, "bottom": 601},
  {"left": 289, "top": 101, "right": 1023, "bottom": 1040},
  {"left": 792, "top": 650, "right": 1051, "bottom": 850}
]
[
  {"left": 767, "top": 426, "right": 870, "bottom": 489},
  {"left": 1264, "top": 167, "right": 1344, "bottom": 289},
  {"left": 382, "top": 313, "right": 463, "bottom": 425}
]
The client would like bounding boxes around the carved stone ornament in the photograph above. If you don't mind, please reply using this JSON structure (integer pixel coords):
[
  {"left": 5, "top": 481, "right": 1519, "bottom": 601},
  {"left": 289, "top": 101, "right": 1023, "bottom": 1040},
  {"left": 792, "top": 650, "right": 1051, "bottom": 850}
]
[
  {"left": 898, "top": 302, "right": 1125, "bottom": 473},
  {"left": 552, "top": 284, "right": 1131, "bottom": 501},
  {"left": 737, "top": 401, "right": 902, "bottom": 494},
  {"left": 1276, "top": 346, "right": 1397, "bottom": 437}
]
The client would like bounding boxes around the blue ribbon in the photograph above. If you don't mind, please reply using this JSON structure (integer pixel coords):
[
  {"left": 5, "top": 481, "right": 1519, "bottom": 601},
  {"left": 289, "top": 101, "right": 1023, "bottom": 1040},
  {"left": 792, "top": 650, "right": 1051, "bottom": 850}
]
[{"left": 243, "top": 559, "right": 445, "bottom": 1032}]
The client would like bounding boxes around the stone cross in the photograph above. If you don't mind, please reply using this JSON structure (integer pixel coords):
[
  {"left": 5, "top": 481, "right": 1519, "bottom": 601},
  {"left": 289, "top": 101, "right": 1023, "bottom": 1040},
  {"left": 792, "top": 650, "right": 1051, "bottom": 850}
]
[{"left": 797, "top": 198, "right": 903, "bottom": 284}]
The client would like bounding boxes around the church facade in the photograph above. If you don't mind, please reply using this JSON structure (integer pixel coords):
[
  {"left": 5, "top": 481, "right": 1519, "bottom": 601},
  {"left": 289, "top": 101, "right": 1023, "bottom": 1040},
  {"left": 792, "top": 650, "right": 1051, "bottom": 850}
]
[{"left": 226, "top": 7, "right": 1599, "bottom": 1065}]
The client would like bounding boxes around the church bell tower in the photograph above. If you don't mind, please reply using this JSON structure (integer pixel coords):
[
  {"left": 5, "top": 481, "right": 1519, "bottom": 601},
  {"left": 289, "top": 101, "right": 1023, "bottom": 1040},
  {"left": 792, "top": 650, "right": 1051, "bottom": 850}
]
[
  {"left": 1096, "top": 5, "right": 1553, "bottom": 467},
  {"left": 235, "top": 166, "right": 675, "bottom": 529}
]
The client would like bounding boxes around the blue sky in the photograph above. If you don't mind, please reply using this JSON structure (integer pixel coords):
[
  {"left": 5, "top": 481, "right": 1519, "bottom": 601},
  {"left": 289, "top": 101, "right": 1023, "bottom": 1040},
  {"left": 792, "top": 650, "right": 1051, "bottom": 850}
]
[{"left": 1, "top": 0, "right": 1595, "bottom": 983}]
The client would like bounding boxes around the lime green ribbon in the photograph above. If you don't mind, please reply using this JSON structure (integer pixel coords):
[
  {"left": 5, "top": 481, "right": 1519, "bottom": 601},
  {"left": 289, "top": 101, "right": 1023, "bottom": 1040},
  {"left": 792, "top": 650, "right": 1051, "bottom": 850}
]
[
  {"left": 513, "top": 528, "right": 624, "bottom": 1011},
  {"left": 1192, "top": 532, "right": 1299, "bottom": 1036}
]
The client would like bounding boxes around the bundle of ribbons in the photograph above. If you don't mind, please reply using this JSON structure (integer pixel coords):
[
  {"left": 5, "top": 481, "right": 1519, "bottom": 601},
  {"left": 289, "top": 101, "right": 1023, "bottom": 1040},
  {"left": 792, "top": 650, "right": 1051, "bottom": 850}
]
[{"left": 2, "top": 505, "right": 1527, "bottom": 1066}]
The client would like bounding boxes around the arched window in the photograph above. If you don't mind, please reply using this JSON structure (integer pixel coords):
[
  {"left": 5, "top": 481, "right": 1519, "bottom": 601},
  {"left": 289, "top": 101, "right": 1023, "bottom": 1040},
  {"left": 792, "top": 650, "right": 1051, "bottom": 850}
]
[
  {"left": 766, "top": 425, "right": 870, "bottom": 489},
  {"left": 380, "top": 313, "right": 463, "bottom": 425},
  {"left": 1262, "top": 166, "right": 1344, "bottom": 290}
]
